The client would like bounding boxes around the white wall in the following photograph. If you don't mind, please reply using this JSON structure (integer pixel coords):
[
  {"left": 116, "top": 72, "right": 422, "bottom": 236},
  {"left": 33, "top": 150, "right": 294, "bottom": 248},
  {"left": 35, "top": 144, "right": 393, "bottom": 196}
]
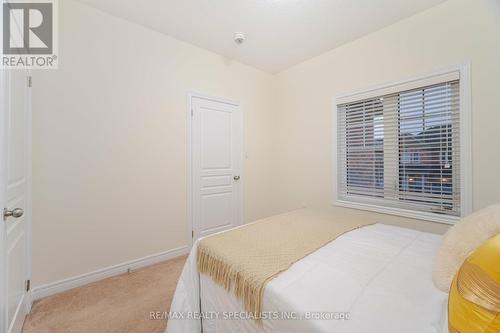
[
  {"left": 33, "top": 0, "right": 500, "bottom": 288},
  {"left": 273, "top": 0, "right": 500, "bottom": 234},
  {"left": 32, "top": 0, "right": 277, "bottom": 287}
]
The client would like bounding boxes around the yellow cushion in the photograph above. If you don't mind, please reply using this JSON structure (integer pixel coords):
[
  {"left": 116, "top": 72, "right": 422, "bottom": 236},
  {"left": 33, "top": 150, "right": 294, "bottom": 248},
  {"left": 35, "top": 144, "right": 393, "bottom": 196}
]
[{"left": 448, "top": 233, "right": 500, "bottom": 333}]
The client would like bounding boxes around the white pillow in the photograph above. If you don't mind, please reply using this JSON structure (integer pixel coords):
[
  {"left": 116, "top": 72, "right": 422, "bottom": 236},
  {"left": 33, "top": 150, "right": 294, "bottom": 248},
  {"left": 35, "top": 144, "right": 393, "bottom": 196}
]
[{"left": 432, "top": 204, "right": 500, "bottom": 292}]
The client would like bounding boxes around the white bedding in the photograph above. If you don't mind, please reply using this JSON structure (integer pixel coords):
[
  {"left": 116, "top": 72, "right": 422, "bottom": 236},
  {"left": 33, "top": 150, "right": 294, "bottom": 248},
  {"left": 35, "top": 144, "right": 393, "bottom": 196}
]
[{"left": 166, "top": 224, "right": 448, "bottom": 333}]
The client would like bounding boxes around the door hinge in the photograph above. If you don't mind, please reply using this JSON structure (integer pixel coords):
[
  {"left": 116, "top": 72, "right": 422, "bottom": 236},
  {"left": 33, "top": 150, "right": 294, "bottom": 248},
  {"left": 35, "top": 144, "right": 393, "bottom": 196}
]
[
  {"left": 191, "top": 109, "right": 194, "bottom": 117},
  {"left": 27, "top": 76, "right": 32, "bottom": 88},
  {"left": 25, "top": 279, "right": 31, "bottom": 292},
  {"left": 192, "top": 230, "right": 194, "bottom": 238}
]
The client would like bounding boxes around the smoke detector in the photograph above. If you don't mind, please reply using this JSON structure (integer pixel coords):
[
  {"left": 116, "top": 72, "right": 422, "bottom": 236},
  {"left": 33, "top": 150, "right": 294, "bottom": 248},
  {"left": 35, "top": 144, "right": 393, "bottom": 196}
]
[{"left": 234, "top": 32, "right": 246, "bottom": 45}]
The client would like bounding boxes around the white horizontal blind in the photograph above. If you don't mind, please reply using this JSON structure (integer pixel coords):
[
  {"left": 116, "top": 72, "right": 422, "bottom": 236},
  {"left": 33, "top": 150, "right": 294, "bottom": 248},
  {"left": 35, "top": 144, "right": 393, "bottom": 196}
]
[{"left": 337, "top": 79, "right": 460, "bottom": 216}]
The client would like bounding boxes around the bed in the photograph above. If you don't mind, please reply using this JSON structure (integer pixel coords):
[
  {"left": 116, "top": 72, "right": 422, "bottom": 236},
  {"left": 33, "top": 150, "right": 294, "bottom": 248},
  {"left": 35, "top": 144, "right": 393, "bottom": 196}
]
[{"left": 166, "top": 212, "right": 449, "bottom": 333}]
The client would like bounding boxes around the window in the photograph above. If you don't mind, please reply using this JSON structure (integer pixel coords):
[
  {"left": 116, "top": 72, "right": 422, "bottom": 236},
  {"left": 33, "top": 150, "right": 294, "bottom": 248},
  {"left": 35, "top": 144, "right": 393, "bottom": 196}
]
[{"left": 335, "top": 68, "right": 471, "bottom": 223}]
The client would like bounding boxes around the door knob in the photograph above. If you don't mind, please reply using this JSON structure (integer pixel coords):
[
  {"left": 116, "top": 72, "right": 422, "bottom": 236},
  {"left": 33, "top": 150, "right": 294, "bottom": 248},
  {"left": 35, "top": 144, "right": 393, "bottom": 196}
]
[
  {"left": 3, "top": 208, "right": 24, "bottom": 221},
  {"left": 233, "top": 176, "right": 240, "bottom": 181}
]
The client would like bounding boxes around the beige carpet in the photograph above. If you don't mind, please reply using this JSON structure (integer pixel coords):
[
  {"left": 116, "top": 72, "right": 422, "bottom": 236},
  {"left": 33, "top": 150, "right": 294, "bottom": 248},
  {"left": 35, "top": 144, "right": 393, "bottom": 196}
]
[{"left": 22, "top": 255, "right": 187, "bottom": 333}]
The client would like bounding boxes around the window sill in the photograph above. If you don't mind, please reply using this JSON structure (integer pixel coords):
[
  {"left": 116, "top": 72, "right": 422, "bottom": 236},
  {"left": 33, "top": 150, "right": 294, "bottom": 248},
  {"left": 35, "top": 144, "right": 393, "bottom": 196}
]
[{"left": 333, "top": 200, "right": 460, "bottom": 225}]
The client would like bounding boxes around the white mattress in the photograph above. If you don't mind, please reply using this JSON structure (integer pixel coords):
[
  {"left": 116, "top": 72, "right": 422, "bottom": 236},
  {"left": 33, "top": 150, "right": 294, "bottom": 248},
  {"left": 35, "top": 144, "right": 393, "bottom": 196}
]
[{"left": 166, "top": 224, "right": 448, "bottom": 333}]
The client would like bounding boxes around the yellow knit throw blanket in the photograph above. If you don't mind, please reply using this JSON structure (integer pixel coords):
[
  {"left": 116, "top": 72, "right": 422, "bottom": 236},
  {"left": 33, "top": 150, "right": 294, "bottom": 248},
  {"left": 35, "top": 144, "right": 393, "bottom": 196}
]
[{"left": 197, "top": 208, "right": 373, "bottom": 321}]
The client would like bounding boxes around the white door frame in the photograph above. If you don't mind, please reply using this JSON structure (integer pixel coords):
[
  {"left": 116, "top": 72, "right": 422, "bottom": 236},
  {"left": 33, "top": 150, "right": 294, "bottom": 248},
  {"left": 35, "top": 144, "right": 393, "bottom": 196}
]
[
  {"left": 25, "top": 69, "right": 33, "bottom": 312},
  {"left": 0, "top": 68, "right": 5, "bottom": 333},
  {"left": 186, "top": 92, "right": 244, "bottom": 248},
  {"left": 0, "top": 68, "right": 33, "bottom": 333}
]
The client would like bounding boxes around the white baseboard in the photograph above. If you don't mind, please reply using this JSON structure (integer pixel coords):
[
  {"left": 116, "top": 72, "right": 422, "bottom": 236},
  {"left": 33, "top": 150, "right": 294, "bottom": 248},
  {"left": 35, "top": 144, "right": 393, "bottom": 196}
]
[{"left": 32, "top": 245, "right": 189, "bottom": 301}]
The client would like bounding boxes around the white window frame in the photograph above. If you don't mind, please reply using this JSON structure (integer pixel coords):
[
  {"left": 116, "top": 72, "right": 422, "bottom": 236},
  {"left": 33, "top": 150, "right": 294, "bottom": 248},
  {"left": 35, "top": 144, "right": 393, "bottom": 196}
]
[{"left": 332, "top": 63, "right": 472, "bottom": 225}]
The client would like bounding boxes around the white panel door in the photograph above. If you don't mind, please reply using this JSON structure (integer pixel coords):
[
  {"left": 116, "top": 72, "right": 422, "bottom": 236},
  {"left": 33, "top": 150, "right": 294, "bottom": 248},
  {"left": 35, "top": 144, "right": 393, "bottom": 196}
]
[
  {"left": 191, "top": 96, "right": 242, "bottom": 242},
  {"left": 0, "top": 69, "right": 31, "bottom": 333}
]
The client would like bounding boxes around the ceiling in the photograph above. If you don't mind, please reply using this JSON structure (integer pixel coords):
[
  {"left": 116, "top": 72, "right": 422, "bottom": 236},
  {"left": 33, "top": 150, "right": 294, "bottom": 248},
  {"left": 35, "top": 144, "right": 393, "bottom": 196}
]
[{"left": 77, "top": 0, "right": 446, "bottom": 73}]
